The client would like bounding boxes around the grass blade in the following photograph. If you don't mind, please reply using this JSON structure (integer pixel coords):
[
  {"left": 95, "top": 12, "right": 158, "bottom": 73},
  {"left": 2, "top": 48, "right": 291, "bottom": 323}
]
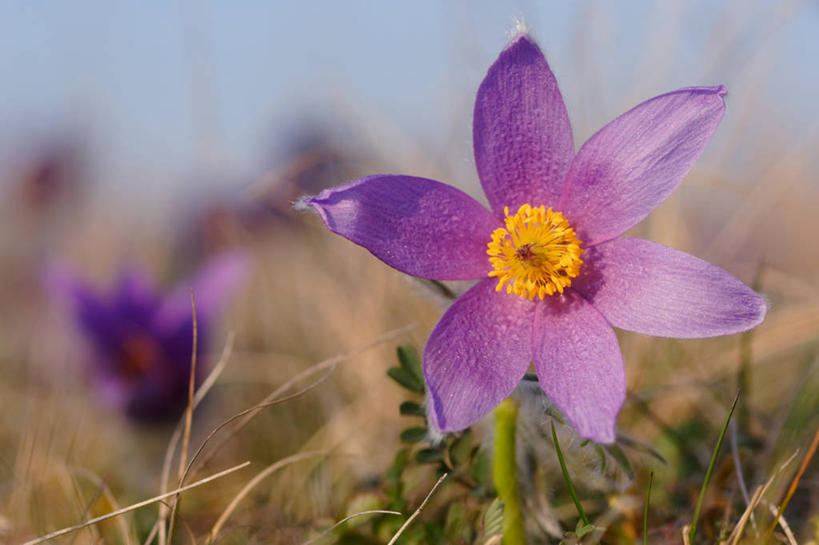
[
  {"left": 643, "top": 472, "right": 654, "bottom": 545},
  {"left": 688, "top": 390, "right": 740, "bottom": 544}
]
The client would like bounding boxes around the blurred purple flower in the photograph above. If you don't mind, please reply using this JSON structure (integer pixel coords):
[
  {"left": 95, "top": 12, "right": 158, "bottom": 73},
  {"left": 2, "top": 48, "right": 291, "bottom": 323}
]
[
  {"left": 303, "top": 34, "right": 766, "bottom": 443},
  {"left": 48, "top": 252, "right": 250, "bottom": 422}
]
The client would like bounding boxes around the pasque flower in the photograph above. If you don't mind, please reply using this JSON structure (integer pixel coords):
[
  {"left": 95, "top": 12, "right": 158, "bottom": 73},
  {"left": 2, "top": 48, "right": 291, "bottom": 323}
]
[
  {"left": 303, "top": 34, "right": 766, "bottom": 443},
  {"left": 49, "top": 252, "right": 249, "bottom": 421}
]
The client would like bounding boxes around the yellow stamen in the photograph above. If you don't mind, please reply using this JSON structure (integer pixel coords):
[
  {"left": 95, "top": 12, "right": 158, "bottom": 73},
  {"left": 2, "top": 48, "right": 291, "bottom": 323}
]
[{"left": 487, "top": 204, "right": 583, "bottom": 300}]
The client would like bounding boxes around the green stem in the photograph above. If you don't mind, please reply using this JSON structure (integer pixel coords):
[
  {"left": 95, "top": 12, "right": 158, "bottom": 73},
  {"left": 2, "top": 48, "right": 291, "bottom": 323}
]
[
  {"left": 494, "top": 398, "right": 525, "bottom": 545},
  {"left": 550, "top": 421, "right": 590, "bottom": 526}
]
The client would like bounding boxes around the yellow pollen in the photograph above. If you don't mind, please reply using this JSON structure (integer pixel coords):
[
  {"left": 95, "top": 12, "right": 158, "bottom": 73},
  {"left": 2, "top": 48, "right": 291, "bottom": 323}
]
[{"left": 487, "top": 204, "right": 584, "bottom": 300}]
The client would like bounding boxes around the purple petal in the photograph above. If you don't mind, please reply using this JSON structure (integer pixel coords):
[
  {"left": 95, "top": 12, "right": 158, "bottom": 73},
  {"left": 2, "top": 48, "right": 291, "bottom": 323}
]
[
  {"left": 304, "top": 175, "right": 501, "bottom": 280},
  {"left": 43, "top": 263, "right": 124, "bottom": 354},
  {"left": 157, "top": 250, "right": 251, "bottom": 330},
  {"left": 572, "top": 237, "right": 767, "bottom": 338},
  {"left": 425, "top": 278, "right": 535, "bottom": 432},
  {"left": 532, "top": 291, "right": 625, "bottom": 444},
  {"left": 114, "top": 268, "right": 158, "bottom": 305},
  {"left": 559, "top": 87, "right": 726, "bottom": 246},
  {"left": 112, "top": 268, "right": 162, "bottom": 323},
  {"left": 473, "top": 34, "right": 574, "bottom": 216}
]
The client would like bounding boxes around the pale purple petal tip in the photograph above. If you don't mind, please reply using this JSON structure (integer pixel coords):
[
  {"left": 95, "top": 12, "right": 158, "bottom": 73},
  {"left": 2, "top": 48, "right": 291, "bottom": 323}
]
[
  {"left": 157, "top": 250, "right": 252, "bottom": 329},
  {"left": 304, "top": 175, "right": 500, "bottom": 281},
  {"left": 188, "top": 250, "right": 252, "bottom": 315},
  {"left": 424, "top": 279, "right": 535, "bottom": 432},
  {"left": 574, "top": 237, "right": 766, "bottom": 338},
  {"left": 560, "top": 86, "right": 726, "bottom": 246},
  {"left": 533, "top": 292, "right": 625, "bottom": 443},
  {"left": 474, "top": 33, "right": 574, "bottom": 215}
]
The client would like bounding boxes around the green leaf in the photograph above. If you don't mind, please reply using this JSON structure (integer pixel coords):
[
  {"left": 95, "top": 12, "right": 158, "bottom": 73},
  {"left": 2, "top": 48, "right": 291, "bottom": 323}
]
[
  {"left": 344, "top": 493, "right": 384, "bottom": 530},
  {"left": 385, "top": 465, "right": 402, "bottom": 484},
  {"left": 423, "top": 279, "right": 458, "bottom": 300},
  {"left": 616, "top": 434, "right": 668, "bottom": 465},
  {"left": 575, "top": 521, "right": 596, "bottom": 538},
  {"left": 470, "top": 448, "right": 491, "bottom": 487},
  {"left": 394, "top": 448, "right": 409, "bottom": 468},
  {"left": 594, "top": 444, "right": 607, "bottom": 472},
  {"left": 444, "top": 503, "right": 472, "bottom": 544},
  {"left": 400, "top": 427, "right": 428, "bottom": 443},
  {"left": 387, "top": 367, "right": 424, "bottom": 393},
  {"left": 424, "top": 521, "right": 446, "bottom": 545},
  {"left": 399, "top": 401, "right": 426, "bottom": 417},
  {"left": 545, "top": 406, "right": 566, "bottom": 425},
  {"left": 604, "top": 443, "right": 635, "bottom": 480},
  {"left": 415, "top": 448, "right": 444, "bottom": 464},
  {"left": 482, "top": 498, "right": 504, "bottom": 538},
  {"left": 385, "top": 449, "right": 408, "bottom": 508},
  {"left": 448, "top": 430, "right": 473, "bottom": 466},
  {"left": 397, "top": 345, "right": 424, "bottom": 384}
]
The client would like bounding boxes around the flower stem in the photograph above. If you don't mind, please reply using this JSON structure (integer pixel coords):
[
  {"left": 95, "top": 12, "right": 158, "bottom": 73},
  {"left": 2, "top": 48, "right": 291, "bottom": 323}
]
[
  {"left": 493, "top": 398, "right": 525, "bottom": 545},
  {"left": 550, "top": 421, "right": 589, "bottom": 526}
]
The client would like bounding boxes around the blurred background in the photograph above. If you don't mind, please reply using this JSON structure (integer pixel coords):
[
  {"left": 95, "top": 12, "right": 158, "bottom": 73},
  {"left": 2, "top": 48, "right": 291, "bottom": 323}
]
[{"left": 1, "top": 1, "right": 817, "bottom": 543}]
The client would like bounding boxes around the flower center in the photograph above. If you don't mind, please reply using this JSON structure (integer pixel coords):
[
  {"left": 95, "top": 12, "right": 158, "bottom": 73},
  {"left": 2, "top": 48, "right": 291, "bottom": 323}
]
[
  {"left": 487, "top": 204, "right": 583, "bottom": 300},
  {"left": 120, "top": 334, "right": 161, "bottom": 379}
]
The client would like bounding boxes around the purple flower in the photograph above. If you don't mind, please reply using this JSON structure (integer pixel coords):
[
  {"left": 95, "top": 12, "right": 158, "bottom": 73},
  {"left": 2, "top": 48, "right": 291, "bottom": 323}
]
[
  {"left": 303, "top": 34, "right": 766, "bottom": 443},
  {"left": 48, "top": 252, "right": 249, "bottom": 422}
]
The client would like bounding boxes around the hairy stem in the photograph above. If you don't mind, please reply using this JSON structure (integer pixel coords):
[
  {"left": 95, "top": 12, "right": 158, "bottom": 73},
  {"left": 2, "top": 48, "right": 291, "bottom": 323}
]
[{"left": 494, "top": 398, "right": 525, "bottom": 545}]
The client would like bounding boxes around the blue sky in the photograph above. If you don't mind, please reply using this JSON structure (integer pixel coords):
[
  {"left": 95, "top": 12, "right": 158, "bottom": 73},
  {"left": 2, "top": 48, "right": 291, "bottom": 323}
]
[{"left": 1, "top": 1, "right": 816, "bottom": 203}]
